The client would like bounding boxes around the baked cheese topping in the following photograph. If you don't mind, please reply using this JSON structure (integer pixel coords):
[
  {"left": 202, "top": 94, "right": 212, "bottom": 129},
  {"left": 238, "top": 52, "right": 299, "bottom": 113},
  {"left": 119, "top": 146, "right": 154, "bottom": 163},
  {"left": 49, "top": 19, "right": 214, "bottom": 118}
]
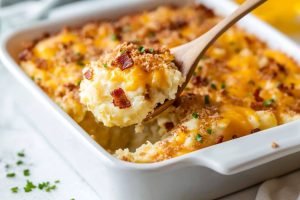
[
  {"left": 18, "top": 4, "right": 300, "bottom": 162},
  {"left": 79, "top": 42, "right": 184, "bottom": 127}
]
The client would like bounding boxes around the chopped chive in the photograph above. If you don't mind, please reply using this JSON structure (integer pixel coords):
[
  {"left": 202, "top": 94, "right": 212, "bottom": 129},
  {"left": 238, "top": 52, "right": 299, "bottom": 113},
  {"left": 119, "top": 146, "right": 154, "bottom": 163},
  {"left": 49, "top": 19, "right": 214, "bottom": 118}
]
[
  {"left": 38, "top": 182, "right": 49, "bottom": 190},
  {"left": 103, "top": 63, "right": 108, "bottom": 68},
  {"left": 17, "top": 151, "right": 25, "bottom": 157},
  {"left": 204, "top": 95, "right": 210, "bottom": 105},
  {"left": 195, "top": 134, "right": 203, "bottom": 142},
  {"left": 7, "top": 172, "right": 16, "bottom": 178},
  {"left": 206, "top": 128, "right": 213, "bottom": 135},
  {"left": 263, "top": 99, "right": 275, "bottom": 107},
  {"left": 111, "top": 34, "right": 118, "bottom": 41},
  {"left": 16, "top": 160, "right": 23, "bottom": 165},
  {"left": 23, "top": 169, "right": 30, "bottom": 177},
  {"left": 45, "top": 184, "right": 56, "bottom": 192},
  {"left": 192, "top": 112, "right": 199, "bottom": 119},
  {"left": 221, "top": 83, "right": 226, "bottom": 89},
  {"left": 76, "top": 60, "right": 85, "bottom": 67},
  {"left": 138, "top": 46, "right": 145, "bottom": 53},
  {"left": 11, "top": 187, "right": 19, "bottom": 193},
  {"left": 210, "top": 83, "right": 217, "bottom": 90},
  {"left": 149, "top": 48, "right": 154, "bottom": 53},
  {"left": 24, "top": 180, "right": 36, "bottom": 193},
  {"left": 54, "top": 180, "right": 60, "bottom": 184},
  {"left": 120, "top": 49, "right": 127, "bottom": 54}
]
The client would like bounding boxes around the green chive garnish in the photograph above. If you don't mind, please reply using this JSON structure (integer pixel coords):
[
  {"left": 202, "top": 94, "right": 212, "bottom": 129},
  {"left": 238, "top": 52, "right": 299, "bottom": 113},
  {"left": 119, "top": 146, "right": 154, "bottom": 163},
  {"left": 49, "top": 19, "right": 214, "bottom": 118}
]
[
  {"left": 138, "top": 46, "right": 145, "bottom": 53},
  {"left": 16, "top": 160, "right": 23, "bottom": 165},
  {"left": 11, "top": 187, "right": 19, "bottom": 193},
  {"left": 195, "top": 134, "right": 203, "bottom": 142},
  {"left": 23, "top": 169, "right": 30, "bottom": 177},
  {"left": 263, "top": 99, "right": 275, "bottom": 107},
  {"left": 45, "top": 184, "right": 56, "bottom": 192},
  {"left": 7, "top": 172, "right": 16, "bottom": 178},
  {"left": 204, "top": 95, "right": 210, "bottom": 105},
  {"left": 221, "top": 83, "right": 226, "bottom": 89},
  {"left": 24, "top": 180, "right": 36, "bottom": 192},
  {"left": 38, "top": 182, "right": 49, "bottom": 190},
  {"left": 192, "top": 112, "right": 199, "bottom": 119},
  {"left": 149, "top": 48, "right": 154, "bottom": 53},
  {"left": 210, "top": 83, "right": 217, "bottom": 90},
  {"left": 77, "top": 60, "right": 85, "bottom": 67},
  {"left": 111, "top": 34, "right": 118, "bottom": 41},
  {"left": 17, "top": 151, "right": 25, "bottom": 157},
  {"left": 206, "top": 128, "right": 213, "bottom": 135}
]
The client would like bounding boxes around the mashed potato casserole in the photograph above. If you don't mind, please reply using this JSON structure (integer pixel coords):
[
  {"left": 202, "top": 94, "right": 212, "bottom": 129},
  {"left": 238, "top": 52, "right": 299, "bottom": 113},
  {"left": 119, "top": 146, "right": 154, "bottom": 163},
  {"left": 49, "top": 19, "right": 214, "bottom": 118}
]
[{"left": 19, "top": 4, "right": 300, "bottom": 163}]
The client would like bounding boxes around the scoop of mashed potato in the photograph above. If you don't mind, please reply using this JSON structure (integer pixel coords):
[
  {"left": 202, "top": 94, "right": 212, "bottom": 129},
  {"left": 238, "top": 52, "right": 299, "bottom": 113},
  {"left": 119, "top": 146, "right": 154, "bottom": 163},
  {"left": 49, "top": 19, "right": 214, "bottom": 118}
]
[{"left": 80, "top": 42, "right": 185, "bottom": 127}]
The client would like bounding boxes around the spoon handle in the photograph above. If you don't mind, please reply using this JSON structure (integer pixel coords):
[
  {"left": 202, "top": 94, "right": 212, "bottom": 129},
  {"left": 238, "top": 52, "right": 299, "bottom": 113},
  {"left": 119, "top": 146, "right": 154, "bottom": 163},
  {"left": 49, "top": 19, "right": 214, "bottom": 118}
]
[
  {"left": 173, "top": 0, "right": 267, "bottom": 79},
  {"left": 147, "top": 0, "right": 267, "bottom": 121}
]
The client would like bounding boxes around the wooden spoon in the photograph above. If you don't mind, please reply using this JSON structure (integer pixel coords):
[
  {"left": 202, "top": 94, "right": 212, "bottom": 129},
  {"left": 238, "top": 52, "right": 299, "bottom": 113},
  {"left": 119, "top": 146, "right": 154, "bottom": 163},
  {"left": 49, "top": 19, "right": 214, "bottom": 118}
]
[{"left": 146, "top": 0, "right": 267, "bottom": 121}]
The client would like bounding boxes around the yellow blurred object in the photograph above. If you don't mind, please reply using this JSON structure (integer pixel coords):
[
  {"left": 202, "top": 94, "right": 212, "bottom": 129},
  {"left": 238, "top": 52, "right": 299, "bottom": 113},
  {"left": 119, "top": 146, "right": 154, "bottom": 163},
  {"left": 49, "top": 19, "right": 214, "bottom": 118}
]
[{"left": 236, "top": 0, "right": 300, "bottom": 34}]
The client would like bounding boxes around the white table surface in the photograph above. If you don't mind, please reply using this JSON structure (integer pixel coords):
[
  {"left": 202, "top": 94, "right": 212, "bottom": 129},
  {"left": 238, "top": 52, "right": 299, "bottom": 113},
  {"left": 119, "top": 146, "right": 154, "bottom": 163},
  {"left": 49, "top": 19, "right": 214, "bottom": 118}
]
[{"left": 0, "top": 1, "right": 300, "bottom": 199}]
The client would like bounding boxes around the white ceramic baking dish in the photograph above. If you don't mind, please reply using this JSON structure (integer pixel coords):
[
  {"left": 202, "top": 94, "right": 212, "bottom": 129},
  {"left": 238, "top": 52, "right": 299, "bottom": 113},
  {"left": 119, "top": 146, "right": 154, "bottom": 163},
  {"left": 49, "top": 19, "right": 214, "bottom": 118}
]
[{"left": 1, "top": 0, "right": 300, "bottom": 199}]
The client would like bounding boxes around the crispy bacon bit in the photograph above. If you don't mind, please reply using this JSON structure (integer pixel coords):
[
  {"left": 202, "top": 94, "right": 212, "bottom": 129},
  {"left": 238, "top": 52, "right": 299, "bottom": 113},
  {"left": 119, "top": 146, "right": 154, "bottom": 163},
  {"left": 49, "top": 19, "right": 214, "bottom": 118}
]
[
  {"left": 35, "top": 58, "right": 48, "bottom": 69},
  {"left": 250, "top": 128, "right": 261, "bottom": 134},
  {"left": 216, "top": 136, "right": 224, "bottom": 144},
  {"left": 253, "top": 88, "right": 263, "bottom": 102},
  {"left": 191, "top": 76, "right": 208, "bottom": 87},
  {"left": 111, "top": 88, "right": 131, "bottom": 109},
  {"left": 164, "top": 122, "right": 174, "bottom": 131},
  {"left": 18, "top": 49, "right": 33, "bottom": 61},
  {"left": 290, "top": 83, "right": 295, "bottom": 90},
  {"left": 144, "top": 84, "right": 151, "bottom": 100},
  {"left": 276, "top": 63, "right": 286, "bottom": 74},
  {"left": 170, "top": 19, "right": 187, "bottom": 30},
  {"left": 277, "top": 83, "right": 293, "bottom": 96},
  {"left": 259, "top": 60, "right": 287, "bottom": 79},
  {"left": 271, "top": 142, "right": 279, "bottom": 149},
  {"left": 63, "top": 83, "right": 77, "bottom": 91},
  {"left": 250, "top": 102, "right": 264, "bottom": 110},
  {"left": 83, "top": 69, "right": 93, "bottom": 80},
  {"left": 114, "top": 52, "right": 133, "bottom": 70}
]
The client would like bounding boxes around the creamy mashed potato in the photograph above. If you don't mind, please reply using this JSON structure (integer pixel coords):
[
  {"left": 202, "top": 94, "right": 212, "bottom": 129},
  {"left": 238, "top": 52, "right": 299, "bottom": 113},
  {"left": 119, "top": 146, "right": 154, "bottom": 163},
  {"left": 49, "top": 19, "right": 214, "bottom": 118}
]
[{"left": 80, "top": 43, "right": 184, "bottom": 127}]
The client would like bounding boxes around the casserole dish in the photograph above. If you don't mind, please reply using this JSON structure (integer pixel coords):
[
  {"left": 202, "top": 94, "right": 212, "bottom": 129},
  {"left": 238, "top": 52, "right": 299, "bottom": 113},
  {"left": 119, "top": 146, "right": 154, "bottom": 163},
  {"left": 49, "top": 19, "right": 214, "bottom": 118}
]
[{"left": 1, "top": 0, "right": 300, "bottom": 199}]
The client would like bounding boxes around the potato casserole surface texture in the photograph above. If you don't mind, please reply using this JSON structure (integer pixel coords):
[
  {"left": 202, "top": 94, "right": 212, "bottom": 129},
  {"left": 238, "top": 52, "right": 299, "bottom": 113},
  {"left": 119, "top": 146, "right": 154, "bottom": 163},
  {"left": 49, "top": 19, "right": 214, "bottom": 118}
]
[{"left": 19, "top": 4, "right": 300, "bottom": 163}]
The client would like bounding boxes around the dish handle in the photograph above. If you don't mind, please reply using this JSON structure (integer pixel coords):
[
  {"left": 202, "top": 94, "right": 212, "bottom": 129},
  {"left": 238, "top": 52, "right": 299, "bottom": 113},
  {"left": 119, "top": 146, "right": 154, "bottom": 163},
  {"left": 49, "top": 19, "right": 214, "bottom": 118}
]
[{"left": 187, "top": 120, "right": 300, "bottom": 175}]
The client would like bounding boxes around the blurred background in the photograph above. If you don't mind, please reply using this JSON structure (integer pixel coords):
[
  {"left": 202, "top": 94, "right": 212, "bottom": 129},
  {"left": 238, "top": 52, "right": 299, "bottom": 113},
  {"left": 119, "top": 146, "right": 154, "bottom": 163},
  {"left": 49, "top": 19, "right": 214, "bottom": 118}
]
[
  {"left": 1, "top": 0, "right": 300, "bottom": 42},
  {"left": 236, "top": 0, "right": 300, "bottom": 42}
]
